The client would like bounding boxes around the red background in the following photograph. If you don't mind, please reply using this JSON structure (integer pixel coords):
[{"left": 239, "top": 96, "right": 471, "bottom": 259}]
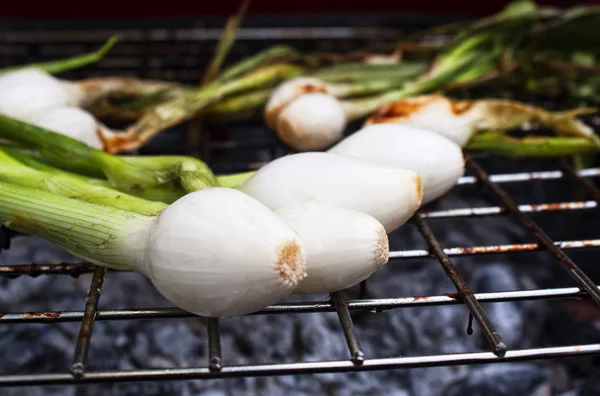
[{"left": 0, "top": 0, "right": 594, "bottom": 19}]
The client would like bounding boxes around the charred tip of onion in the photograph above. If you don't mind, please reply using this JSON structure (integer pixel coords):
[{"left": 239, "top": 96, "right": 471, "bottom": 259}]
[
  {"left": 414, "top": 174, "right": 424, "bottom": 208},
  {"left": 264, "top": 77, "right": 330, "bottom": 131},
  {"left": 274, "top": 93, "right": 347, "bottom": 151},
  {"left": 375, "top": 227, "right": 390, "bottom": 269},
  {"left": 276, "top": 240, "right": 307, "bottom": 286}
]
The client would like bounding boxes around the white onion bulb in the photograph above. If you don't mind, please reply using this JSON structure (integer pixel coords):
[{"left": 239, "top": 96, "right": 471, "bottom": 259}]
[
  {"left": 275, "top": 200, "right": 389, "bottom": 294},
  {"left": 0, "top": 83, "right": 75, "bottom": 122},
  {"left": 28, "top": 106, "right": 107, "bottom": 150},
  {"left": 329, "top": 123, "right": 465, "bottom": 205},
  {"left": 363, "top": 95, "right": 479, "bottom": 146},
  {"left": 0, "top": 68, "right": 65, "bottom": 92},
  {"left": 264, "top": 77, "right": 347, "bottom": 151},
  {"left": 137, "top": 187, "right": 307, "bottom": 317},
  {"left": 238, "top": 152, "right": 423, "bottom": 233},
  {"left": 275, "top": 93, "right": 347, "bottom": 151},
  {"left": 264, "top": 77, "right": 329, "bottom": 129}
]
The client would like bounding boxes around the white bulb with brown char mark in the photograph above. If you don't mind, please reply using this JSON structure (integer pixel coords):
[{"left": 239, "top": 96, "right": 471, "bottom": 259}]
[
  {"left": 275, "top": 200, "right": 389, "bottom": 295},
  {"left": 264, "top": 76, "right": 329, "bottom": 129},
  {"left": 135, "top": 187, "right": 308, "bottom": 317},
  {"left": 264, "top": 77, "right": 347, "bottom": 151},
  {"left": 275, "top": 93, "right": 347, "bottom": 151}
]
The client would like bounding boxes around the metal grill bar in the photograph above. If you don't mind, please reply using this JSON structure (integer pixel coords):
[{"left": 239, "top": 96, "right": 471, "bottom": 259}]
[
  {"left": 330, "top": 291, "right": 365, "bottom": 365},
  {"left": 413, "top": 214, "right": 507, "bottom": 357},
  {"left": 207, "top": 318, "right": 223, "bottom": 373},
  {"left": 0, "top": 285, "right": 595, "bottom": 323},
  {"left": 390, "top": 239, "right": 600, "bottom": 259},
  {"left": 0, "top": 344, "right": 598, "bottom": 386},
  {"left": 70, "top": 266, "right": 107, "bottom": 378},
  {"left": 468, "top": 158, "right": 600, "bottom": 306},
  {"left": 457, "top": 168, "right": 600, "bottom": 185},
  {"left": 421, "top": 200, "right": 597, "bottom": 219},
  {"left": 2, "top": 237, "right": 599, "bottom": 279}
]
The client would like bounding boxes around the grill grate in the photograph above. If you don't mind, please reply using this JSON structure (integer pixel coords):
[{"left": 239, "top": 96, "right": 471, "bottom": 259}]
[{"left": 0, "top": 14, "right": 599, "bottom": 388}]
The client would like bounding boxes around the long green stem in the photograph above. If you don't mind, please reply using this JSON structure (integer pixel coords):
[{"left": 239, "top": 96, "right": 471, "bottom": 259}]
[
  {"left": 0, "top": 114, "right": 172, "bottom": 191},
  {"left": 118, "top": 156, "right": 219, "bottom": 192},
  {"left": 313, "top": 62, "right": 428, "bottom": 83},
  {"left": 465, "top": 132, "right": 598, "bottom": 157},
  {"left": 0, "top": 36, "right": 118, "bottom": 75},
  {"left": 204, "top": 89, "right": 272, "bottom": 123},
  {"left": 329, "top": 77, "right": 417, "bottom": 98},
  {"left": 0, "top": 149, "right": 167, "bottom": 216},
  {"left": 0, "top": 181, "right": 152, "bottom": 270},
  {"left": 201, "top": 0, "right": 250, "bottom": 85},
  {"left": 0, "top": 145, "right": 183, "bottom": 202},
  {"left": 341, "top": 50, "right": 481, "bottom": 120},
  {"left": 217, "top": 45, "right": 300, "bottom": 82},
  {"left": 114, "top": 63, "right": 305, "bottom": 153}
]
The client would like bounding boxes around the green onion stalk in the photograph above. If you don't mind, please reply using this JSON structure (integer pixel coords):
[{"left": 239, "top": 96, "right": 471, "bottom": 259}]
[
  {"left": 105, "top": 62, "right": 305, "bottom": 154},
  {"left": 217, "top": 45, "right": 301, "bottom": 82},
  {"left": 88, "top": 61, "right": 428, "bottom": 126},
  {"left": 0, "top": 36, "right": 118, "bottom": 76},
  {"left": 311, "top": 61, "right": 430, "bottom": 84},
  {"left": 465, "top": 131, "right": 599, "bottom": 158},
  {"left": 330, "top": 0, "right": 555, "bottom": 121},
  {"left": 0, "top": 145, "right": 187, "bottom": 204},
  {"left": 0, "top": 147, "right": 167, "bottom": 215},
  {"left": 0, "top": 115, "right": 219, "bottom": 197},
  {"left": 0, "top": 181, "right": 154, "bottom": 270},
  {"left": 200, "top": 0, "right": 250, "bottom": 85}
]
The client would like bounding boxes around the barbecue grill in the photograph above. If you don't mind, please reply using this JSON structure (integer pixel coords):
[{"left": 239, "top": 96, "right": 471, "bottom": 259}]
[{"left": 0, "top": 11, "right": 599, "bottom": 393}]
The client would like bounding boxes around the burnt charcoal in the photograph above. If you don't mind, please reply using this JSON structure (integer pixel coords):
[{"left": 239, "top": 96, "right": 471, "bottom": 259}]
[
  {"left": 441, "top": 364, "right": 549, "bottom": 396},
  {"left": 560, "top": 375, "right": 600, "bottom": 396}
]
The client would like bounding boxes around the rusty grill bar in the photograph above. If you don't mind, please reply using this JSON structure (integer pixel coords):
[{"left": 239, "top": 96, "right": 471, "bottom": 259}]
[{"left": 0, "top": 17, "right": 599, "bottom": 388}]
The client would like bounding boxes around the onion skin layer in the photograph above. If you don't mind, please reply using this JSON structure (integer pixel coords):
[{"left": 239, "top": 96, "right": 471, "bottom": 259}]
[
  {"left": 329, "top": 123, "right": 465, "bottom": 205},
  {"left": 238, "top": 152, "right": 423, "bottom": 233},
  {"left": 276, "top": 200, "right": 389, "bottom": 295}
]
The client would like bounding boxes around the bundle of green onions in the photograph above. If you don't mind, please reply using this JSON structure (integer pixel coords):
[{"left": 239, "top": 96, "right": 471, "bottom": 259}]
[{"left": 0, "top": 115, "right": 433, "bottom": 316}]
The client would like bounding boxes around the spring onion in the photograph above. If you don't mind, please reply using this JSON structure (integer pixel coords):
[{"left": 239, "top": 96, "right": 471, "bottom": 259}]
[
  {"left": 363, "top": 94, "right": 599, "bottom": 147},
  {"left": 329, "top": 123, "right": 465, "bottom": 205},
  {"left": 0, "top": 67, "right": 179, "bottom": 149},
  {"left": 0, "top": 114, "right": 218, "bottom": 195},
  {"left": 0, "top": 147, "right": 168, "bottom": 215},
  {"left": 0, "top": 183, "right": 307, "bottom": 317},
  {"left": 238, "top": 152, "right": 423, "bottom": 233},
  {"left": 275, "top": 200, "right": 389, "bottom": 294}
]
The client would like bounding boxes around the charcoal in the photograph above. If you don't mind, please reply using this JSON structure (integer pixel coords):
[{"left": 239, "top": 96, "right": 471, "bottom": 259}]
[{"left": 441, "top": 363, "right": 549, "bottom": 396}]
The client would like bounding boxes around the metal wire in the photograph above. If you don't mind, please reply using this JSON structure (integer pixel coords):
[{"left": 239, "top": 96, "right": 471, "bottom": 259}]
[{"left": 0, "top": 21, "right": 599, "bottom": 387}]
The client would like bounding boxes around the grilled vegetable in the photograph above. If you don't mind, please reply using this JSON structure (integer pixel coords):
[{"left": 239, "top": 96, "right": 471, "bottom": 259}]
[
  {"left": 363, "top": 94, "right": 598, "bottom": 147},
  {"left": 0, "top": 67, "right": 178, "bottom": 149},
  {"left": 0, "top": 147, "right": 168, "bottom": 216},
  {"left": 238, "top": 152, "right": 423, "bottom": 233},
  {"left": 329, "top": 123, "right": 465, "bottom": 205},
  {"left": 276, "top": 200, "right": 389, "bottom": 294},
  {"left": 0, "top": 183, "right": 307, "bottom": 317},
  {"left": 0, "top": 114, "right": 219, "bottom": 195}
]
